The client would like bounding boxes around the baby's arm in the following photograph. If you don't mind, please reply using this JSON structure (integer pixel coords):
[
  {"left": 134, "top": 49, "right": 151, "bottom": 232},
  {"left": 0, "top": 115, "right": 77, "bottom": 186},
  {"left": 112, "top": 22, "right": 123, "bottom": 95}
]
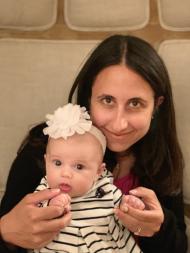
[
  {"left": 120, "top": 194, "right": 145, "bottom": 212},
  {"left": 48, "top": 193, "right": 71, "bottom": 214}
]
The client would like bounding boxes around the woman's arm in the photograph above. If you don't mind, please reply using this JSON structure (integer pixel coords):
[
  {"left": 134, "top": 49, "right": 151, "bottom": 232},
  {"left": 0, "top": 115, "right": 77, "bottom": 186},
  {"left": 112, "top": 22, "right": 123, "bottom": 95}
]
[
  {"left": 1, "top": 189, "right": 71, "bottom": 250},
  {"left": 0, "top": 143, "right": 71, "bottom": 252},
  {"left": 139, "top": 192, "right": 187, "bottom": 253},
  {"left": 115, "top": 187, "right": 187, "bottom": 253},
  {"left": 0, "top": 144, "right": 44, "bottom": 217}
]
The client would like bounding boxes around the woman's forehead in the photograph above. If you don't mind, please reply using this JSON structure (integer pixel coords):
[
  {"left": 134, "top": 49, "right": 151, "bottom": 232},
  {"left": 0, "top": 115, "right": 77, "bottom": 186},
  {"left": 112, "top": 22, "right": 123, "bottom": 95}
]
[{"left": 92, "top": 65, "right": 154, "bottom": 99}]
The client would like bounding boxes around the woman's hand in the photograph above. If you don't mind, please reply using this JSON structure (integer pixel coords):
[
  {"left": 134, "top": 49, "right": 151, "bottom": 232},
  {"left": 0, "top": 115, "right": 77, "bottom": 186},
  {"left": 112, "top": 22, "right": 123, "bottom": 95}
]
[
  {"left": 115, "top": 187, "right": 164, "bottom": 237},
  {"left": 0, "top": 189, "right": 71, "bottom": 249}
]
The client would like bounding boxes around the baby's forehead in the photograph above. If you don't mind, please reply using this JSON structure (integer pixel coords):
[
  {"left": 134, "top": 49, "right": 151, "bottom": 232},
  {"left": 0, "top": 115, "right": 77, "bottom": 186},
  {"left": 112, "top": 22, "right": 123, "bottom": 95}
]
[
  {"left": 75, "top": 133, "right": 103, "bottom": 155},
  {"left": 48, "top": 133, "right": 102, "bottom": 152},
  {"left": 47, "top": 134, "right": 103, "bottom": 162}
]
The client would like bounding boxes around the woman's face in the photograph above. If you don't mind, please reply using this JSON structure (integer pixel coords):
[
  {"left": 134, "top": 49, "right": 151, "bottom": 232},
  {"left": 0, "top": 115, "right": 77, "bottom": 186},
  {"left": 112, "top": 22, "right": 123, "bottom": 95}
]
[{"left": 90, "top": 65, "right": 155, "bottom": 153}]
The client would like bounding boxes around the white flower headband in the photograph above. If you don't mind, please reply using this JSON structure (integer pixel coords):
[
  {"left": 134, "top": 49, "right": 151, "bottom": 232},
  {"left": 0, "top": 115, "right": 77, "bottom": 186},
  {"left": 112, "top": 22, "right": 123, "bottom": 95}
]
[{"left": 43, "top": 103, "right": 106, "bottom": 154}]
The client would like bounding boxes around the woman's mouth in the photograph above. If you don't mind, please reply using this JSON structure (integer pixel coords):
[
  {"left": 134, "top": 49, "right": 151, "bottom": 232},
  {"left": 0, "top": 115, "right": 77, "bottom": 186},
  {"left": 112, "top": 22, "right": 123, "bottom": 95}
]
[{"left": 104, "top": 128, "right": 130, "bottom": 140}]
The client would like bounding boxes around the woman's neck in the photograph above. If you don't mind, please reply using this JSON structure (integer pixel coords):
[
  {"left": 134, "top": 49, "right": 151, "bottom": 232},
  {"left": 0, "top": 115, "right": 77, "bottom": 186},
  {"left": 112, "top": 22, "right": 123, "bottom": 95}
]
[{"left": 113, "top": 152, "right": 135, "bottom": 179}]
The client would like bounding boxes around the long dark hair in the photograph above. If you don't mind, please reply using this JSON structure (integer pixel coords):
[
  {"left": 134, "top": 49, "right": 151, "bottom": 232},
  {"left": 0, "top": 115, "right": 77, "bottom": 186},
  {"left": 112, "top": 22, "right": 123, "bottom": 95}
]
[
  {"left": 21, "top": 35, "right": 183, "bottom": 195},
  {"left": 68, "top": 35, "right": 184, "bottom": 195}
]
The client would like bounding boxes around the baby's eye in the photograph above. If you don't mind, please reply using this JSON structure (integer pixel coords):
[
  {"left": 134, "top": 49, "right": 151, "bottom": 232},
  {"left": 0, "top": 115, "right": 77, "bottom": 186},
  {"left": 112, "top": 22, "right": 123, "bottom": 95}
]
[
  {"left": 75, "top": 164, "right": 84, "bottom": 170},
  {"left": 53, "top": 160, "right": 62, "bottom": 166}
]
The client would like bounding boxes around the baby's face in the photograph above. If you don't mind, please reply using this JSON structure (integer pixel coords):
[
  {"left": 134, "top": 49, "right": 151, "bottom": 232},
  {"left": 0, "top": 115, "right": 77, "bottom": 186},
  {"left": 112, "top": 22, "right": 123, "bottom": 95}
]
[{"left": 45, "top": 133, "right": 104, "bottom": 198}]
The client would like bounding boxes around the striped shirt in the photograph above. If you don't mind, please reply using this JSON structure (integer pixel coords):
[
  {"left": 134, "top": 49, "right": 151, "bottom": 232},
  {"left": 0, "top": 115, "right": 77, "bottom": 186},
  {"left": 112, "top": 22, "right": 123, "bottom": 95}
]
[{"left": 34, "top": 170, "right": 143, "bottom": 253}]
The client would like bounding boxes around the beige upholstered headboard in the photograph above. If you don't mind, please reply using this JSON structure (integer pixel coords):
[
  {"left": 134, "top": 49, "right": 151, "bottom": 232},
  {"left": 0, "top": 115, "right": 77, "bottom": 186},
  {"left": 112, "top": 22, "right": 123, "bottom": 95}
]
[
  {"left": 0, "top": 0, "right": 190, "bottom": 251},
  {"left": 158, "top": 39, "right": 190, "bottom": 251},
  {"left": 0, "top": 39, "right": 98, "bottom": 198}
]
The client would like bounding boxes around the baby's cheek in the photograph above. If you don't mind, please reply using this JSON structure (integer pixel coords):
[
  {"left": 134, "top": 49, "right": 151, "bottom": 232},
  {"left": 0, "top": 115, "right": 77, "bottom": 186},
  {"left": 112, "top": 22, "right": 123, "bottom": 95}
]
[
  {"left": 47, "top": 173, "right": 59, "bottom": 189},
  {"left": 82, "top": 175, "right": 95, "bottom": 193}
]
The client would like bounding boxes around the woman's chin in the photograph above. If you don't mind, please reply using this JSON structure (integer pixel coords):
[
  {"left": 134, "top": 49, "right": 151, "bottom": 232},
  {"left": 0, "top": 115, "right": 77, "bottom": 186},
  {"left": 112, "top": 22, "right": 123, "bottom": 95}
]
[{"left": 107, "top": 142, "right": 131, "bottom": 153}]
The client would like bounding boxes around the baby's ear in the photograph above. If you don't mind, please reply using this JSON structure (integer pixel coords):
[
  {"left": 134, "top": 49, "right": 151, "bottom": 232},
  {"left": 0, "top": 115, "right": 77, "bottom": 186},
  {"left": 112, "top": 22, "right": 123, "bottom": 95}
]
[{"left": 97, "top": 162, "right": 106, "bottom": 176}]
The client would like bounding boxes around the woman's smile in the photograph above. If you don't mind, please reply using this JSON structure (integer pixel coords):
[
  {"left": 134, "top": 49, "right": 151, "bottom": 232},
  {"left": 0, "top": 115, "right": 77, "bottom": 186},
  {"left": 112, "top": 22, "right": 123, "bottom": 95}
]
[{"left": 103, "top": 127, "right": 132, "bottom": 140}]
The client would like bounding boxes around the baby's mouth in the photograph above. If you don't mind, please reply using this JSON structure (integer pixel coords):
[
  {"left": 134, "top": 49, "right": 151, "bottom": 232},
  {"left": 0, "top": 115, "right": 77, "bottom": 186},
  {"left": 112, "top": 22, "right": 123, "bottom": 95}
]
[{"left": 59, "top": 183, "right": 71, "bottom": 193}]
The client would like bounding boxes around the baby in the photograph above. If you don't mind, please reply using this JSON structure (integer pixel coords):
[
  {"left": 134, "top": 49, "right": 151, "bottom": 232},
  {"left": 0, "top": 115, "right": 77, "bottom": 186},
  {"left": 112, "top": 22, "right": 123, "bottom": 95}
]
[{"left": 34, "top": 103, "right": 144, "bottom": 253}]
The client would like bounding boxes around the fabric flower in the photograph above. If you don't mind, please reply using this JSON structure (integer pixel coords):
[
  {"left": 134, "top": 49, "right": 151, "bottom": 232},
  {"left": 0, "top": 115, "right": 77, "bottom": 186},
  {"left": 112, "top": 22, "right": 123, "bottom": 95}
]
[{"left": 43, "top": 103, "right": 92, "bottom": 139}]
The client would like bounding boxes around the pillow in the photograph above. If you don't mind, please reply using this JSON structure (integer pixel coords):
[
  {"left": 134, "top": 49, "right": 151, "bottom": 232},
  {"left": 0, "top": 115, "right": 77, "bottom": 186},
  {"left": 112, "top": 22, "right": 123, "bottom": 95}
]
[
  {"left": 158, "top": 40, "right": 190, "bottom": 204},
  {"left": 0, "top": 0, "right": 57, "bottom": 31},
  {"left": 64, "top": 0, "right": 149, "bottom": 31},
  {"left": 0, "top": 38, "right": 98, "bottom": 198},
  {"left": 157, "top": 0, "right": 190, "bottom": 31}
]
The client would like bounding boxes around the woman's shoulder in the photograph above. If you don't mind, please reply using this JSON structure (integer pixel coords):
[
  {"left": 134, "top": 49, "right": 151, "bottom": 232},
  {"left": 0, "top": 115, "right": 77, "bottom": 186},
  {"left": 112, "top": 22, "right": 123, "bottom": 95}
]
[
  {"left": 8, "top": 122, "right": 48, "bottom": 179},
  {"left": 18, "top": 122, "right": 48, "bottom": 156},
  {"left": 158, "top": 189, "right": 184, "bottom": 208}
]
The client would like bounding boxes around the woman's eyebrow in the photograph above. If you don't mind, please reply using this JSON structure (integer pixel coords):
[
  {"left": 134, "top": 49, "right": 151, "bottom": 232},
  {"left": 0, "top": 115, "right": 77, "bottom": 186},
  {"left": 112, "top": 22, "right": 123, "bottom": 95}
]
[
  {"left": 129, "top": 96, "right": 146, "bottom": 101},
  {"left": 128, "top": 97, "right": 149, "bottom": 104},
  {"left": 97, "top": 94, "right": 114, "bottom": 99}
]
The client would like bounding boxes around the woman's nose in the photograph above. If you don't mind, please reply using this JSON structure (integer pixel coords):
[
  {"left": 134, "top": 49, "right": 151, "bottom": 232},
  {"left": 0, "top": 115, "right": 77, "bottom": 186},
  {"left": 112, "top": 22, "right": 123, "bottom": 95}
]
[{"left": 112, "top": 110, "right": 128, "bottom": 132}]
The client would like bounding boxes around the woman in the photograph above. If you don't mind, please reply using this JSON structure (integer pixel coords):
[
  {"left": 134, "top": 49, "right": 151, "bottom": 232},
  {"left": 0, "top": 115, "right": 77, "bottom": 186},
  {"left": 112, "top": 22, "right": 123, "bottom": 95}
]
[{"left": 0, "top": 35, "right": 187, "bottom": 252}]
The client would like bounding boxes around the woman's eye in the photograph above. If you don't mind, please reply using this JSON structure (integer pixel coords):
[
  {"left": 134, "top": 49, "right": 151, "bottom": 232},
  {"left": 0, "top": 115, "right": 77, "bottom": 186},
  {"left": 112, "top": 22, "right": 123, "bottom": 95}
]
[
  {"left": 129, "top": 99, "right": 140, "bottom": 108},
  {"left": 102, "top": 96, "right": 113, "bottom": 105},
  {"left": 75, "top": 164, "right": 84, "bottom": 170},
  {"left": 53, "top": 160, "right": 62, "bottom": 166}
]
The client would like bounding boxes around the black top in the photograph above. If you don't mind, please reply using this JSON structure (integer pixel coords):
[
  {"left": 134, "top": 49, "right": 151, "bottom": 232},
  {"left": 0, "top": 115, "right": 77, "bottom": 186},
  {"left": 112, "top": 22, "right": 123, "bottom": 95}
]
[{"left": 0, "top": 142, "right": 188, "bottom": 253}]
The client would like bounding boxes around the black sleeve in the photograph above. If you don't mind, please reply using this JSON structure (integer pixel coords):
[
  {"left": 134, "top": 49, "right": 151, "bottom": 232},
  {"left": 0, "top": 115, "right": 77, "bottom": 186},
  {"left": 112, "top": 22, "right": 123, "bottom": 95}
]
[
  {"left": 0, "top": 239, "right": 26, "bottom": 253},
  {"left": 139, "top": 192, "right": 188, "bottom": 253},
  {"left": 0, "top": 143, "right": 44, "bottom": 253}
]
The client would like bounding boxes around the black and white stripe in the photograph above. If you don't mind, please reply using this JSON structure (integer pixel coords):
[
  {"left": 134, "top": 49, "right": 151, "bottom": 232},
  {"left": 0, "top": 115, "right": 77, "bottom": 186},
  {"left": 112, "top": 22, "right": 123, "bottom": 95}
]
[{"left": 34, "top": 170, "right": 143, "bottom": 253}]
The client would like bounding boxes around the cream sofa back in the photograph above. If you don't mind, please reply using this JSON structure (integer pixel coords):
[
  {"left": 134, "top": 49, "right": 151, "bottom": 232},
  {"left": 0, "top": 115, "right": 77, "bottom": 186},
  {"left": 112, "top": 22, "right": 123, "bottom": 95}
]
[
  {"left": 158, "top": 39, "right": 190, "bottom": 252},
  {"left": 0, "top": 39, "right": 98, "bottom": 198},
  {"left": 0, "top": 0, "right": 57, "bottom": 30},
  {"left": 158, "top": 40, "right": 190, "bottom": 206},
  {"left": 0, "top": 38, "right": 189, "bottom": 251}
]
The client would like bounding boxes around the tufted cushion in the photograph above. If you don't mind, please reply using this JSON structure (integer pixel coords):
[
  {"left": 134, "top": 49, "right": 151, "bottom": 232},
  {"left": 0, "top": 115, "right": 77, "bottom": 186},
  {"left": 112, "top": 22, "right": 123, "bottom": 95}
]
[
  {"left": 158, "top": 40, "right": 190, "bottom": 204},
  {"left": 64, "top": 0, "right": 149, "bottom": 31},
  {"left": 157, "top": 0, "right": 190, "bottom": 31},
  {"left": 0, "top": 0, "right": 57, "bottom": 30},
  {"left": 159, "top": 39, "right": 190, "bottom": 252},
  {"left": 0, "top": 39, "right": 98, "bottom": 198}
]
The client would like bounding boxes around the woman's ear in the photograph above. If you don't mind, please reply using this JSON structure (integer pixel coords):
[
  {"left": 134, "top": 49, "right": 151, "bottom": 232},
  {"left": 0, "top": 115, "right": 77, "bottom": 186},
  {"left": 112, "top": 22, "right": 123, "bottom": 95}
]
[
  {"left": 156, "top": 96, "right": 164, "bottom": 108},
  {"left": 152, "top": 96, "right": 164, "bottom": 118}
]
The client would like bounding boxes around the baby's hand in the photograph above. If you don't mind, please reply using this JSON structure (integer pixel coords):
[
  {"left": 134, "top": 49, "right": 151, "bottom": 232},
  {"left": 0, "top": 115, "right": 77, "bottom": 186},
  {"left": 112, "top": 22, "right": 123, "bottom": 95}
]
[
  {"left": 49, "top": 193, "right": 71, "bottom": 213},
  {"left": 120, "top": 194, "right": 145, "bottom": 212}
]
